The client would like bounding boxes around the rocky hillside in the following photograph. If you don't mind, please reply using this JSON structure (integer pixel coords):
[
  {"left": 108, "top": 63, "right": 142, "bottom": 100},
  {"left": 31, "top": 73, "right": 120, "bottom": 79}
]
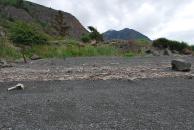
[
  {"left": 0, "top": 0, "right": 88, "bottom": 39},
  {"left": 103, "top": 28, "right": 151, "bottom": 41}
]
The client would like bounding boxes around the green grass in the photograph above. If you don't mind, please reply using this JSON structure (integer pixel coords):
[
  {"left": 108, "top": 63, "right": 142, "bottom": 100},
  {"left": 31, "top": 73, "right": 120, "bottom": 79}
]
[
  {"left": 26, "top": 44, "right": 120, "bottom": 58},
  {"left": 0, "top": 38, "right": 22, "bottom": 59},
  {"left": 0, "top": 0, "right": 17, "bottom": 6},
  {"left": 0, "top": 37, "right": 138, "bottom": 60},
  {"left": 124, "top": 52, "right": 135, "bottom": 57}
]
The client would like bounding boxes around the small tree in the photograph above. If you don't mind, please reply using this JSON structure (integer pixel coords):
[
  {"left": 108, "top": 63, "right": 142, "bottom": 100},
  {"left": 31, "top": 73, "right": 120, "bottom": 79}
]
[
  {"left": 16, "top": 0, "right": 24, "bottom": 8},
  {"left": 81, "top": 26, "right": 103, "bottom": 43},
  {"left": 88, "top": 26, "right": 103, "bottom": 42}
]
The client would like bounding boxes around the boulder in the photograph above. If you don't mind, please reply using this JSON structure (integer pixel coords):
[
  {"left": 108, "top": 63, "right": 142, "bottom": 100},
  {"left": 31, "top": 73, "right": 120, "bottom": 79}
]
[
  {"left": 145, "top": 49, "right": 152, "bottom": 54},
  {"left": 30, "top": 54, "right": 42, "bottom": 60},
  {"left": 91, "top": 40, "right": 97, "bottom": 46},
  {"left": 171, "top": 59, "right": 192, "bottom": 72},
  {"left": 145, "top": 49, "right": 162, "bottom": 56},
  {"left": 0, "top": 59, "right": 12, "bottom": 68},
  {"left": 152, "top": 50, "right": 161, "bottom": 56},
  {"left": 0, "top": 59, "right": 6, "bottom": 65},
  {"left": 182, "top": 48, "right": 193, "bottom": 55},
  {"left": 172, "top": 50, "right": 179, "bottom": 54},
  {"left": 163, "top": 49, "right": 172, "bottom": 56}
]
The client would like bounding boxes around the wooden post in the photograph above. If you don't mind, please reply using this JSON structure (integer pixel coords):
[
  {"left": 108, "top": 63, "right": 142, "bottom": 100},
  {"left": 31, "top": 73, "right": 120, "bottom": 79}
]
[{"left": 21, "top": 46, "right": 27, "bottom": 63}]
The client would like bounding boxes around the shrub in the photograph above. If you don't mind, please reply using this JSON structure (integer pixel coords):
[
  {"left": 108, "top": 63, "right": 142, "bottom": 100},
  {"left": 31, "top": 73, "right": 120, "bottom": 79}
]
[
  {"left": 0, "top": 0, "right": 16, "bottom": 6},
  {"left": 81, "top": 34, "right": 90, "bottom": 43},
  {"left": 191, "top": 45, "right": 194, "bottom": 51},
  {"left": 88, "top": 26, "right": 103, "bottom": 41},
  {"left": 81, "top": 26, "right": 103, "bottom": 43},
  {"left": 15, "top": 0, "right": 23, "bottom": 8},
  {"left": 153, "top": 38, "right": 190, "bottom": 52},
  {"left": 9, "top": 21, "right": 48, "bottom": 45},
  {"left": 0, "top": 0, "right": 24, "bottom": 8}
]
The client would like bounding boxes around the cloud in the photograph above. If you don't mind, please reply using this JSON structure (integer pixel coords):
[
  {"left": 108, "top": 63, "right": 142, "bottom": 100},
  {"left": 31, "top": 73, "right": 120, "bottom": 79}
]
[{"left": 27, "top": 0, "right": 194, "bottom": 44}]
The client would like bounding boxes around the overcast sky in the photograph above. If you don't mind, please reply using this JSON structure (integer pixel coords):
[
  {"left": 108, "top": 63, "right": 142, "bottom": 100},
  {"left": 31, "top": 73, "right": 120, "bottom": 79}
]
[{"left": 28, "top": 0, "right": 194, "bottom": 44}]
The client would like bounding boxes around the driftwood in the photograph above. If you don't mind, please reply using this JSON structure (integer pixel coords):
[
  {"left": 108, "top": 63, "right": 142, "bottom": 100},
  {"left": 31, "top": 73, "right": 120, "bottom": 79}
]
[{"left": 8, "top": 83, "right": 25, "bottom": 91}]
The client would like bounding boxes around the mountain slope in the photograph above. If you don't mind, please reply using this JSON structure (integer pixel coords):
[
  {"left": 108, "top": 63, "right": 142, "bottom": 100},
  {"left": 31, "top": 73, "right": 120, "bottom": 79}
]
[
  {"left": 0, "top": 0, "right": 88, "bottom": 39},
  {"left": 103, "top": 28, "right": 151, "bottom": 41}
]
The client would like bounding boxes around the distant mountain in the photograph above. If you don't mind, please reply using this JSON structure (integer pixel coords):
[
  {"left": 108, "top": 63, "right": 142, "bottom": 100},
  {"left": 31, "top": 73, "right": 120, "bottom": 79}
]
[
  {"left": 103, "top": 28, "right": 151, "bottom": 41},
  {"left": 0, "top": 0, "right": 88, "bottom": 39}
]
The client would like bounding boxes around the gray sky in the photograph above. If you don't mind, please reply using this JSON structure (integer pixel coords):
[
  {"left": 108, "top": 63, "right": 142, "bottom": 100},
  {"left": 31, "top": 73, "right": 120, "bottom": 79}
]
[{"left": 28, "top": 0, "right": 194, "bottom": 44}]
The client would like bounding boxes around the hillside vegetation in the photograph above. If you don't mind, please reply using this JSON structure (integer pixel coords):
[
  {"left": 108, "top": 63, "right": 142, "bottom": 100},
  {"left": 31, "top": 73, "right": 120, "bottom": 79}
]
[
  {"left": 0, "top": 0, "right": 148, "bottom": 60},
  {"left": 153, "top": 38, "right": 193, "bottom": 54},
  {"left": 0, "top": 0, "right": 22, "bottom": 6},
  {"left": 0, "top": 0, "right": 193, "bottom": 61}
]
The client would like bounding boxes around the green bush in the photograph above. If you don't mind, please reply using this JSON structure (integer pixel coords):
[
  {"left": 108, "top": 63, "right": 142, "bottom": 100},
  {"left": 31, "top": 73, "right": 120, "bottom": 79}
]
[
  {"left": 153, "top": 38, "right": 190, "bottom": 52},
  {"left": 81, "top": 34, "right": 90, "bottom": 43},
  {"left": 191, "top": 45, "right": 194, "bottom": 51},
  {"left": 0, "top": 0, "right": 24, "bottom": 7},
  {"left": 124, "top": 52, "right": 135, "bottom": 57},
  {"left": 0, "top": 0, "right": 17, "bottom": 6},
  {"left": 88, "top": 26, "right": 103, "bottom": 41},
  {"left": 81, "top": 26, "right": 103, "bottom": 43},
  {"left": 9, "top": 21, "right": 48, "bottom": 45}
]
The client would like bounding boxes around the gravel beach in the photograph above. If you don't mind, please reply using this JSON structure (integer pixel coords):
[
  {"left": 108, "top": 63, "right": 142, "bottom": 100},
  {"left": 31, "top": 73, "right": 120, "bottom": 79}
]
[
  {"left": 0, "top": 56, "right": 194, "bottom": 82},
  {"left": 0, "top": 56, "right": 194, "bottom": 130}
]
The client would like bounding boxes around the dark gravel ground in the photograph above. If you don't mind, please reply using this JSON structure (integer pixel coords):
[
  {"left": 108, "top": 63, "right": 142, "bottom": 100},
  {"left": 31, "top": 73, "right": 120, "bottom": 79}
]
[{"left": 1, "top": 77, "right": 194, "bottom": 130}]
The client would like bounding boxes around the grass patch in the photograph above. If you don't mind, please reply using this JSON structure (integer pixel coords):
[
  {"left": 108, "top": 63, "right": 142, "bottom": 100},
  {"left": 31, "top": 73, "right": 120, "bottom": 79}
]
[
  {"left": 0, "top": 0, "right": 17, "bottom": 6},
  {"left": 0, "top": 38, "right": 22, "bottom": 59},
  {"left": 0, "top": 38, "right": 138, "bottom": 60},
  {"left": 124, "top": 52, "right": 135, "bottom": 57},
  {"left": 26, "top": 44, "right": 120, "bottom": 58},
  {"left": 26, "top": 45, "right": 66, "bottom": 58},
  {"left": 0, "top": 0, "right": 24, "bottom": 8}
]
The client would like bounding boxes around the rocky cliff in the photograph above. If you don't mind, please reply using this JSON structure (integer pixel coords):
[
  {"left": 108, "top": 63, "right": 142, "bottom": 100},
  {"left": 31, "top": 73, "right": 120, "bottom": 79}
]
[{"left": 0, "top": 0, "right": 88, "bottom": 39}]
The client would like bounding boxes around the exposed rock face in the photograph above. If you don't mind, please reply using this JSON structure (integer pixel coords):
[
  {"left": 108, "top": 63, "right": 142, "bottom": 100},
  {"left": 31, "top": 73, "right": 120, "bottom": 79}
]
[
  {"left": 151, "top": 50, "right": 160, "bottom": 56},
  {"left": 0, "top": 1, "right": 88, "bottom": 39},
  {"left": 145, "top": 49, "right": 164, "bottom": 56},
  {"left": 172, "top": 50, "right": 179, "bottom": 54},
  {"left": 171, "top": 59, "right": 191, "bottom": 72},
  {"left": 0, "top": 5, "right": 33, "bottom": 22},
  {"left": 0, "top": 59, "right": 12, "bottom": 68},
  {"left": 163, "top": 49, "right": 172, "bottom": 56},
  {"left": 30, "top": 54, "right": 42, "bottom": 60}
]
